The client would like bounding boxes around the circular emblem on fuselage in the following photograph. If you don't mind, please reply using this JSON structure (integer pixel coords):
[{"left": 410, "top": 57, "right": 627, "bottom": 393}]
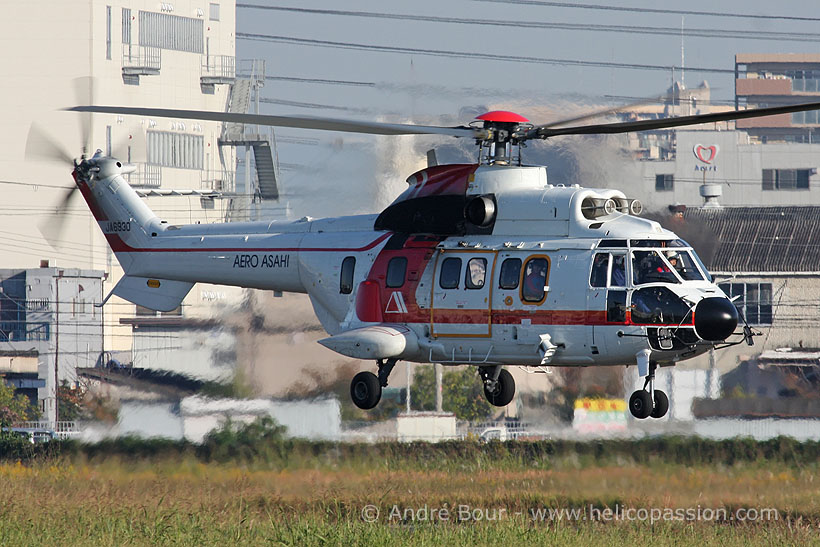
[{"left": 504, "top": 296, "right": 513, "bottom": 306}]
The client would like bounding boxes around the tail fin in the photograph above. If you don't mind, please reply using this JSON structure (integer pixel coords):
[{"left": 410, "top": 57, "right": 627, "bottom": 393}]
[
  {"left": 72, "top": 152, "right": 161, "bottom": 273},
  {"left": 73, "top": 153, "right": 193, "bottom": 311}
]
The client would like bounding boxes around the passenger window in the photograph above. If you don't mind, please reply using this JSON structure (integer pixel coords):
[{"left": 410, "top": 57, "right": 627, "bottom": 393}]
[
  {"left": 465, "top": 258, "right": 487, "bottom": 289},
  {"left": 386, "top": 257, "right": 407, "bottom": 288},
  {"left": 610, "top": 254, "right": 626, "bottom": 287},
  {"left": 590, "top": 253, "right": 609, "bottom": 287},
  {"left": 522, "top": 257, "right": 549, "bottom": 303},
  {"left": 499, "top": 258, "right": 521, "bottom": 289},
  {"left": 340, "top": 256, "right": 355, "bottom": 294},
  {"left": 439, "top": 257, "right": 462, "bottom": 289}
]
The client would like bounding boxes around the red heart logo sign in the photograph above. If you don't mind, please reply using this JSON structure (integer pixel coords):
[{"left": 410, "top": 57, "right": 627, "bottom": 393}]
[{"left": 693, "top": 144, "right": 718, "bottom": 164}]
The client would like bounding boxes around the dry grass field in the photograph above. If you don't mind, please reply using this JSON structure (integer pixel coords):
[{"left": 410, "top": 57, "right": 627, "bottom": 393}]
[{"left": 2, "top": 438, "right": 820, "bottom": 545}]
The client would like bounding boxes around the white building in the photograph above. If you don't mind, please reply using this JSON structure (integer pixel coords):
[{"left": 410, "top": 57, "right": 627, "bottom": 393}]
[{"left": 0, "top": 2, "right": 282, "bottom": 390}]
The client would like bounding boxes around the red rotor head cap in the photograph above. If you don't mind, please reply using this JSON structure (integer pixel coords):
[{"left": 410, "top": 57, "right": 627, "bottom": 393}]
[{"left": 475, "top": 111, "right": 529, "bottom": 123}]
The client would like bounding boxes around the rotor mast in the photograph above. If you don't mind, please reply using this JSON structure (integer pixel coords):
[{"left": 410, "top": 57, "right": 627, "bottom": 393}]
[{"left": 474, "top": 111, "right": 531, "bottom": 166}]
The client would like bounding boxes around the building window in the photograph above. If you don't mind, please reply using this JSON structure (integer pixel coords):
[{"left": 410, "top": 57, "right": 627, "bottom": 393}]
[
  {"left": 655, "top": 174, "right": 674, "bottom": 191},
  {"left": 139, "top": 11, "right": 204, "bottom": 53},
  {"left": 147, "top": 131, "right": 204, "bottom": 170},
  {"left": 762, "top": 169, "right": 810, "bottom": 190},
  {"left": 718, "top": 283, "right": 772, "bottom": 325},
  {"left": 791, "top": 110, "right": 819, "bottom": 125},
  {"left": 106, "top": 6, "right": 112, "bottom": 60},
  {"left": 122, "top": 8, "right": 132, "bottom": 44},
  {"left": 209, "top": 3, "right": 220, "bottom": 21}
]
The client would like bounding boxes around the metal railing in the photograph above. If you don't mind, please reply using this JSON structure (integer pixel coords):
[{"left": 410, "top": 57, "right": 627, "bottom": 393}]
[
  {"left": 125, "top": 164, "right": 162, "bottom": 188},
  {"left": 237, "top": 58, "right": 266, "bottom": 86},
  {"left": 122, "top": 44, "right": 161, "bottom": 74},
  {"left": 201, "top": 169, "right": 234, "bottom": 192},
  {"left": 201, "top": 55, "right": 236, "bottom": 81},
  {"left": 13, "top": 421, "right": 79, "bottom": 440}
]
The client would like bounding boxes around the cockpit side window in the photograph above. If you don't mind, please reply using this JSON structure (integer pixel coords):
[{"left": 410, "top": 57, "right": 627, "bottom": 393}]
[{"left": 632, "top": 250, "right": 680, "bottom": 285}]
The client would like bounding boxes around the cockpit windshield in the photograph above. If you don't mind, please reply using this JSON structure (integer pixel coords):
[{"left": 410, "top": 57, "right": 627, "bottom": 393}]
[
  {"left": 632, "top": 249, "right": 705, "bottom": 285},
  {"left": 632, "top": 251, "right": 679, "bottom": 285}
]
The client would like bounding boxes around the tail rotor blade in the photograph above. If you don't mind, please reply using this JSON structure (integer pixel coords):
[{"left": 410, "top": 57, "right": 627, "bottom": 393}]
[
  {"left": 72, "top": 76, "right": 97, "bottom": 154},
  {"left": 25, "top": 123, "right": 74, "bottom": 164}
]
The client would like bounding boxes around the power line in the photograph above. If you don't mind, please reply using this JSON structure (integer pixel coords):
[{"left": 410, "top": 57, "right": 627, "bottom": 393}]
[
  {"left": 236, "top": 4, "right": 820, "bottom": 43},
  {"left": 470, "top": 0, "right": 820, "bottom": 23},
  {"left": 237, "top": 32, "right": 733, "bottom": 75}
]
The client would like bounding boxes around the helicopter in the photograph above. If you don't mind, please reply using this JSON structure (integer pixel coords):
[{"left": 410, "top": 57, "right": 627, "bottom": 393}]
[{"left": 63, "top": 99, "right": 820, "bottom": 420}]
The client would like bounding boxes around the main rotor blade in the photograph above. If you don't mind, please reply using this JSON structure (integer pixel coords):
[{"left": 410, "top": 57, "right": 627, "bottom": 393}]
[
  {"left": 538, "top": 93, "right": 671, "bottom": 129},
  {"left": 68, "top": 106, "right": 479, "bottom": 138},
  {"left": 72, "top": 77, "right": 97, "bottom": 153},
  {"left": 533, "top": 101, "right": 820, "bottom": 138}
]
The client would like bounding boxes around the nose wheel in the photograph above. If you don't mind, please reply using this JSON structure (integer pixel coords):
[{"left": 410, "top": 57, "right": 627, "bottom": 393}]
[{"left": 629, "top": 354, "right": 669, "bottom": 419}]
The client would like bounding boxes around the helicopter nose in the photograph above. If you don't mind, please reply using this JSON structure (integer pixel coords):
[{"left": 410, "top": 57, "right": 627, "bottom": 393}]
[{"left": 694, "top": 297, "right": 738, "bottom": 342}]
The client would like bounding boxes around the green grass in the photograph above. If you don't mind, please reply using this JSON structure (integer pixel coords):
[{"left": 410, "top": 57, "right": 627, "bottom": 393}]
[{"left": 2, "top": 435, "right": 820, "bottom": 544}]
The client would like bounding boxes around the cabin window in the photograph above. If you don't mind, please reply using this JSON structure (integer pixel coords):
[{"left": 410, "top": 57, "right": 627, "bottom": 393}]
[
  {"left": 590, "top": 253, "right": 609, "bottom": 287},
  {"left": 465, "top": 258, "right": 487, "bottom": 289},
  {"left": 522, "top": 257, "right": 549, "bottom": 303},
  {"left": 340, "top": 256, "right": 355, "bottom": 294},
  {"left": 499, "top": 258, "right": 521, "bottom": 289},
  {"left": 386, "top": 257, "right": 408, "bottom": 288},
  {"left": 439, "top": 257, "right": 462, "bottom": 289}
]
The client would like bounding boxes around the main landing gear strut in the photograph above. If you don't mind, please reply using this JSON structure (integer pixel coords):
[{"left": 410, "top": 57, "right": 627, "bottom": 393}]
[
  {"left": 628, "top": 350, "right": 669, "bottom": 419},
  {"left": 350, "top": 358, "right": 396, "bottom": 410}
]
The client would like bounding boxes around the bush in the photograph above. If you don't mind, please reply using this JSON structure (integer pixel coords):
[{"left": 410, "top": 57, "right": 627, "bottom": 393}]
[{"left": 198, "top": 416, "right": 287, "bottom": 462}]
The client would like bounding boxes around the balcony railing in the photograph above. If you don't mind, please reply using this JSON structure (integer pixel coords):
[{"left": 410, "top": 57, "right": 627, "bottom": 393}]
[
  {"left": 125, "top": 164, "right": 162, "bottom": 188},
  {"left": 201, "top": 55, "right": 236, "bottom": 85},
  {"left": 201, "top": 169, "right": 235, "bottom": 192},
  {"left": 122, "top": 44, "right": 161, "bottom": 75}
]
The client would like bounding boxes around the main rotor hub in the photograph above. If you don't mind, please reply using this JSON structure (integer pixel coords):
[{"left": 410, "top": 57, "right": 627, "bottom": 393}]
[{"left": 472, "top": 111, "right": 532, "bottom": 165}]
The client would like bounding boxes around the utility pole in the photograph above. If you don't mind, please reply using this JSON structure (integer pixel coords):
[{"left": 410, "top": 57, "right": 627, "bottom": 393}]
[
  {"left": 435, "top": 363, "right": 443, "bottom": 412},
  {"left": 54, "top": 273, "right": 60, "bottom": 425}
]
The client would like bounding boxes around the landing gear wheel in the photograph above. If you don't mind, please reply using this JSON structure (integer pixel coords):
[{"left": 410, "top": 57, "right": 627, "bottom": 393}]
[
  {"left": 629, "top": 390, "right": 653, "bottom": 419},
  {"left": 483, "top": 368, "right": 515, "bottom": 407},
  {"left": 650, "top": 390, "right": 669, "bottom": 419},
  {"left": 350, "top": 371, "right": 382, "bottom": 410}
]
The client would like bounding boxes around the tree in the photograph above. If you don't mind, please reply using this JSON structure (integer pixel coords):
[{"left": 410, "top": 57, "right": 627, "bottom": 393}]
[
  {"left": 410, "top": 365, "right": 493, "bottom": 422},
  {"left": 0, "top": 379, "right": 37, "bottom": 427}
]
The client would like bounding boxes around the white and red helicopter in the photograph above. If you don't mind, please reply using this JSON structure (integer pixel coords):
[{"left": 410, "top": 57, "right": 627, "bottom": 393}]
[{"left": 62, "top": 100, "right": 820, "bottom": 419}]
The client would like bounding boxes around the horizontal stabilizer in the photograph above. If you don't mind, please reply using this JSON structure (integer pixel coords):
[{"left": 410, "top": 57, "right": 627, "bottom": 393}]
[
  {"left": 109, "top": 275, "right": 194, "bottom": 312},
  {"left": 318, "top": 325, "right": 419, "bottom": 360}
]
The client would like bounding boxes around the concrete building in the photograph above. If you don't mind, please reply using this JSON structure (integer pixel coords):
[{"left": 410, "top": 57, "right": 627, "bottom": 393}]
[
  {"left": 1, "top": 2, "right": 285, "bottom": 396},
  {"left": 735, "top": 53, "right": 820, "bottom": 143},
  {"left": 0, "top": 268, "right": 104, "bottom": 422}
]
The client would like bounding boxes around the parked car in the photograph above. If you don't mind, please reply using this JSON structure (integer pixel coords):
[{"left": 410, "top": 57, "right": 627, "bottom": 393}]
[{"left": 3, "top": 427, "right": 57, "bottom": 444}]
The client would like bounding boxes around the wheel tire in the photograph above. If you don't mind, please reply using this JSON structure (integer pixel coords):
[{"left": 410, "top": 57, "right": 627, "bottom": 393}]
[
  {"left": 350, "top": 371, "right": 382, "bottom": 410},
  {"left": 650, "top": 390, "right": 669, "bottom": 419},
  {"left": 629, "top": 390, "right": 652, "bottom": 419},
  {"left": 483, "top": 368, "right": 515, "bottom": 407}
]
